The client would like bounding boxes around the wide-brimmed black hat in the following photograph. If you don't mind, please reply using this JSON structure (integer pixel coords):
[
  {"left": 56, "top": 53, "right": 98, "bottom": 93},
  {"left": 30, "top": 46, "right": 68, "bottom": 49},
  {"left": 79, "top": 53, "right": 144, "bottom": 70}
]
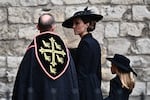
[
  {"left": 62, "top": 7, "right": 103, "bottom": 28},
  {"left": 107, "top": 54, "right": 137, "bottom": 76}
]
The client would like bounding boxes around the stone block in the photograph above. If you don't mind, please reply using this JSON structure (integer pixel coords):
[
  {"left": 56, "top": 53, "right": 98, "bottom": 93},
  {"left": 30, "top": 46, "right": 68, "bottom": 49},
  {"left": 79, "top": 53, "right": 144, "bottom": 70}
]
[
  {"left": 105, "top": 22, "right": 119, "bottom": 38},
  {"left": 129, "top": 56, "right": 150, "bottom": 68},
  {"left": 51, "top": 0, "right": 63, "bottom": 5},
  {"left": 0, "top": 68, "right": 6, "bottom": 77},
  {"left": 100, "top": 5, "right": 130, "bottom": 21},
  {"left": 0, "top": 41, "right": 10, "bottom": 55},
  {"left": 101, "top": 46, "right": 107, "bottom": 64},
  {"left": 0, "top": 8, "right": 7, "bottom": 22},
  {"left": 20, "top": 0, "right": 38, "bottom": 6},
  {"left": 18, "top": 25, "right": 38, "bottom": 40},
  {"left": 120, "top": 22, "right": 146, "bottom": 37},
  {"left": 7, "top": 56, "right": 22, "bottom": 68},
  {"left": 131, "top": 38, "right": 150, "bottom": 54},
  {"left": 7, "top": 40, "right": 30, "bottom": 56},
  {"left": 0, "top": 0, "right": 19, "bottom": 7},
  {"left": 107, "top": 38, "right": 131, "bottom": 54},
  {"left": 131, "top": 81, "right": 146, "bottom": 95},
  {"left": 133, "top": 5, "right": 150, "bottom": 21},
  {"left": 140, "top": 68, "right": 150, "bottom": 81},
  {"left": 0, "top": 56, "right": 6, "bottom": 67},
  {"left": 146, "top": 0, "right": 150, "bottom": 4},
  {"left": 89, "top": 0, "right": 111, "bottom": 4},
  {"left": 63, "top": 0, "right": 88, "bottom": 4},
  {"left": 6, "top": 68, "right": 18, "bottom": 83},
  {"left": 33, "top": 7, "right": 65, "bottom": 23},
  {"left": 0, "top": 82, "right": 8, "bottom": 93},
  {"left": 101, "top": 81, "right": 110, "bottom": 94},
  {"left": 8, "top": 7, "right": 32, "bottom": 23},
  {"left": 111, "top": 0, "right": 143, "bottom": 4},
  {"left": 147, "top": 82, "right": 150, "bottom": 95},
  {"left": 0, "top": 23, "right": 8, "bottom": 40},
  {"left": 20, "top": 0, "right": 49, "bottom": 6}
]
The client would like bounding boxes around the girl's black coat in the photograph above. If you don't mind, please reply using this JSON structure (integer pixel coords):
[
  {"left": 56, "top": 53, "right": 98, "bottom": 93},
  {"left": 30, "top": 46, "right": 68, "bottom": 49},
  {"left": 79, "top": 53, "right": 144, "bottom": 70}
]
[{"left": 104, "top": 76, "right": 132, "bottom": 100}]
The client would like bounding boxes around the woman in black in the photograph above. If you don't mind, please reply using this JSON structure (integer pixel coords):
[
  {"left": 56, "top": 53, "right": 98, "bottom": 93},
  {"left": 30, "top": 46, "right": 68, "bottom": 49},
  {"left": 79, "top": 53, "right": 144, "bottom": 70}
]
[
  {"left": 62, "top": 7, "right": 103, "bottom": 100},
  {"left": 104, "top": 54, "right": 137, "bottom": 100}
]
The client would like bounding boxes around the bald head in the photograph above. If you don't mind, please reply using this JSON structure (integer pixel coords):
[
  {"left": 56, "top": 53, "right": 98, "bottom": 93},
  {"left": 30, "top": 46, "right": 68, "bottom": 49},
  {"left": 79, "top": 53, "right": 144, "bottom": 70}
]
[{"left": 38, "top": 13, "right": 55, "bottom": 32}]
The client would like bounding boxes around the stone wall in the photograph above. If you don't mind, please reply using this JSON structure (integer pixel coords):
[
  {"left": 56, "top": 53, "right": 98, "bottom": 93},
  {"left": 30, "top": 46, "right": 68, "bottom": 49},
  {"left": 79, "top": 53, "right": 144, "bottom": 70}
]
[{"left": 0, "top": 0, "right": 150, "bottom": 99}]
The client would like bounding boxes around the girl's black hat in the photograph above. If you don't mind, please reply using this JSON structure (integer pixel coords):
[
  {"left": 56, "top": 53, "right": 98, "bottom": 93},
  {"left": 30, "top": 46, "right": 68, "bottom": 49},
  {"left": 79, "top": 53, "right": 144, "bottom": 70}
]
[{"left": 107, "top": 54, "right": 137, "bottom": 76}]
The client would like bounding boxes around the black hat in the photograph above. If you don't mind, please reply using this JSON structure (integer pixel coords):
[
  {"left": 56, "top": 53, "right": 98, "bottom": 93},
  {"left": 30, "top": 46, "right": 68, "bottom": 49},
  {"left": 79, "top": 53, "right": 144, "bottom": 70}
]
[
  {"left": 107, "top": 54, "right": 137, "bottom": 76},
  {"left": 62, "top": 7, "right": 103, "bottom": 28}
]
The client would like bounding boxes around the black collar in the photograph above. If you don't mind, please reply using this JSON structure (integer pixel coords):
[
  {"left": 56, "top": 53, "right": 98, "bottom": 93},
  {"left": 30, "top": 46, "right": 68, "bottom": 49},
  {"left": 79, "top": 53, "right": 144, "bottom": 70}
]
[{"left": 82, "top": 33, "right": 92, "bottom": 39}]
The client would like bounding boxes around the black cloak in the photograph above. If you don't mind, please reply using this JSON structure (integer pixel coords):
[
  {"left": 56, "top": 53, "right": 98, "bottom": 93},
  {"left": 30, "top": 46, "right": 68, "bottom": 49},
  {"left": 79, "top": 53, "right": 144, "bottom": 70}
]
[{"left": 12, "top": 32, "right": 79, "bottom": 100}]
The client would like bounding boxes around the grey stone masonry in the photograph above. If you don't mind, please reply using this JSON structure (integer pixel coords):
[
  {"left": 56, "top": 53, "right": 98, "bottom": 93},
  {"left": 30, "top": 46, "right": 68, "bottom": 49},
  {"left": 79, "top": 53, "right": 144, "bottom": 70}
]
[
  {"left": 8, "top": 7, "right": 33, "bottom": 24},
  {"left": 120, "top": 22, "right": 146, "bottom": 37},
  {"left": 133, "top": 5, "right": 150, "bottom": 21},
  {"left": 0, "top": 0, "right": 150, "bottom": 99}
]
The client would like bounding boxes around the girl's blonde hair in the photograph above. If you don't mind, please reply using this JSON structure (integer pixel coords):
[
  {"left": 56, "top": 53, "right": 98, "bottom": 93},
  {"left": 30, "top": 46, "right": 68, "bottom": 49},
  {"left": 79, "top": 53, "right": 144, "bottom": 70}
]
[{"left": 116, "top": 68, "right": 135, "bottom": 90}]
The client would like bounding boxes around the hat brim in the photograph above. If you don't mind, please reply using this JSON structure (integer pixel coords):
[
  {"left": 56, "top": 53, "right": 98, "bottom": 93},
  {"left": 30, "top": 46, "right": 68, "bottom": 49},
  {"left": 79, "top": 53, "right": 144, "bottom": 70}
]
[
  {"left": 107, "top": 58, "right": 137, "bottom": 76},
  {"left": 107, "top": 58, "right": 130, "bottom": 71},
  {"left": 62, "top": 14, "right": 103, "bottom": 28}
]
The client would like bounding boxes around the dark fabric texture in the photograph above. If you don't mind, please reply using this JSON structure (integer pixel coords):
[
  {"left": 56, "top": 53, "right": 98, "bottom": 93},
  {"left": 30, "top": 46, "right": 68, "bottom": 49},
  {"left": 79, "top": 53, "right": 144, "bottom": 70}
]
[
  {"left": 72, "top": 33, "right": 103, "bottom": 100},
  {"left": 104, "top": 76, "right": 132, "bottom": 100},
  {"left": 12, "top": 34, "right": 79, "bottom": 100}
]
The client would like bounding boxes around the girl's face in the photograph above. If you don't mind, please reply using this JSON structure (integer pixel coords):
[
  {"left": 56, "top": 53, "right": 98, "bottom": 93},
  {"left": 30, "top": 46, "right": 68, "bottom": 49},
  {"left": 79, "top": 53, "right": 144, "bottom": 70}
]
[
  {"left": 72, "top": 18, "right": 89, "bottom": 37},
  {"left": 111, "top": 63, "right": 117, "bottom": 74}
]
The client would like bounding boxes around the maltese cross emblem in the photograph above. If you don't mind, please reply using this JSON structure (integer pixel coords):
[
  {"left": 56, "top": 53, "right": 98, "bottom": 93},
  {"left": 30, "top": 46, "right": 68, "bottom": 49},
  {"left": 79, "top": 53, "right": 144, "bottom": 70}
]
[{"left": 35, "top": 32, "right": 69, "bottom": 80}]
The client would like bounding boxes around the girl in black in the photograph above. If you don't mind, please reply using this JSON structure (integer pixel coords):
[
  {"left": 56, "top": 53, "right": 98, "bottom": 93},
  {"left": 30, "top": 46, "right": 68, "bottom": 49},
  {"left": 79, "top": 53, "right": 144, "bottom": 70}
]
[{"left": 105, "top": 54, "right": 137, "bottom": 100}]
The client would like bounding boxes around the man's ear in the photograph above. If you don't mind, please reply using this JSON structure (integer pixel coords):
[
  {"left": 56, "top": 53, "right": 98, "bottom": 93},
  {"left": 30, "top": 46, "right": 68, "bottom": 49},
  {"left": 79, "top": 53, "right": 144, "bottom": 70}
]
[
  {"left": 51, "top": 24, "right": 56, "bottom": 32},
  {"left": 36, "top": 24, "right": 40, "bottom": 30}
]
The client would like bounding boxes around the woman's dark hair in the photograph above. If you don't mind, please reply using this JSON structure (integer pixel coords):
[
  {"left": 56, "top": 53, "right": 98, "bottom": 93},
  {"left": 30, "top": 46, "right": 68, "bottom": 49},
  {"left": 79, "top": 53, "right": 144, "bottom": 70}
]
[
  {"left": 80, "top": 17, "right": 96, "bottom": 32},
  {"left": 87, "top": 21, "right": 96, "bottom": 32}
]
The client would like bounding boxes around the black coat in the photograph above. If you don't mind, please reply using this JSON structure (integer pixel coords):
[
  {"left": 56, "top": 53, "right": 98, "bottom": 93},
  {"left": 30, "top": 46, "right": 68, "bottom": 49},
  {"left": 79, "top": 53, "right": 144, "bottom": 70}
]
[
  {"left": 12, "top": 32, "right": 79, "bottom": 100},
  {"left": 104, "top": 76, "right": 132, "bottom": 100},
  {"left": 71, "top": 33, "right": 103, "bottom": 100}
]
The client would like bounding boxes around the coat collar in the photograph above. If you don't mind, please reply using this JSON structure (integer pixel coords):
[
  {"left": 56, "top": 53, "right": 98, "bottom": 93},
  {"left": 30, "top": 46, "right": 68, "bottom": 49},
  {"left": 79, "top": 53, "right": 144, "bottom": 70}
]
[{"left": 81, "top": 33, "right": 92, "bottom": 39}]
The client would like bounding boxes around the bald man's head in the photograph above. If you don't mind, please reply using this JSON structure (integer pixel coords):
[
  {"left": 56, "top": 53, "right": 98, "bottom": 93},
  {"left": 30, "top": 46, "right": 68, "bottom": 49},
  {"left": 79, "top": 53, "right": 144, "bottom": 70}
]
[{"left": 38, "top": 13, "right": 55, "bottom": 32}]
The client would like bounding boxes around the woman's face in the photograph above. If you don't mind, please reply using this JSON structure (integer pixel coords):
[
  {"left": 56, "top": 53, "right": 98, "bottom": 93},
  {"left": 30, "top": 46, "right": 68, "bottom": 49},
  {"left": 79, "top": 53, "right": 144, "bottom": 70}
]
[{"left": 72, "top": 18, "right": 89, "bottom": 37}]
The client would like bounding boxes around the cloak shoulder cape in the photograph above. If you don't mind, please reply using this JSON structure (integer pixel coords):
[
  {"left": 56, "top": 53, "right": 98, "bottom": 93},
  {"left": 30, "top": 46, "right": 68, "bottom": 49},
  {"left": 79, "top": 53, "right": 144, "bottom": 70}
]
[{"left": 12, "top": 32, "right": 79, "bottom": 100}]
